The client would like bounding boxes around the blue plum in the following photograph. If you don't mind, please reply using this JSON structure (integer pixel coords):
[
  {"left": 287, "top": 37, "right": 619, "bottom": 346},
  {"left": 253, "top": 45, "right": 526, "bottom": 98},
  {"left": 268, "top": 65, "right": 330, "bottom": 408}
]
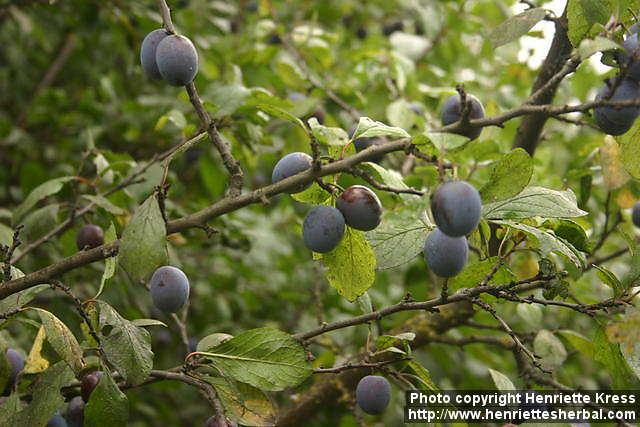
[
  {"left": 65, "top": 396, "right": 84, "bottom": 427},
  {"left": 633, "top": 202, "right": 640, "bottom": 227},
  {"left": 302, "top": 206, "right": 345, "bottom": 253},
  {"left": 336, "top": 186, "right": 382, "bottom": 231},
  {"left": 622, "top": 33, "right": 640, "bottom": 81},
  {"left": 47, "top": 412, "right": 68, "bottom": 427},
  {"left": 149, "top": 266, "right": 190, "bottom": 313},
  {"left": 350, "top": 125, "right": 385, "bottom": 163},
  {"left": 423, "top": 228, "right": 468, "bottom": 278},
  {"left": 441, "top": 94, "right": 485, "bottom": 140},
  {"left": 356, "top": 375, "right": 391, "bottom": 415},
  {"left": 271, "top": 152, "right": 313, "bottom": 193},
  {"left": 594, "top": 77, "right": 640, "bottom": 135},
  {"left": 430, "top": 180, "right": 481, "bottom": 237},
  {"left": 3, "top": 348, "right": 24, "bottom": 395},
  {"left": 140, "top": 29, "right": 169, "bottom": 80},
  {"left": 156, "top": 35, "right": 198, "bottom": 86}
]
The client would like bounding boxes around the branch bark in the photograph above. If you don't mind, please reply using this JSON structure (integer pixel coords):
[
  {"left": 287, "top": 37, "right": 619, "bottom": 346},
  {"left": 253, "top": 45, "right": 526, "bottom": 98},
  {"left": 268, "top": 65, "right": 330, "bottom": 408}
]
[{"left": 512, "top": 6, "right": 572, "bottom": 155}]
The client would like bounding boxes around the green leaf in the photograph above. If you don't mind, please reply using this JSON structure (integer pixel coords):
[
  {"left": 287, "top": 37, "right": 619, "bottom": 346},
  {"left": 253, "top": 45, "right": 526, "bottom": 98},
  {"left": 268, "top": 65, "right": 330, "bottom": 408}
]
[
  {"left": 13, "top": 176, "right": 75, "bottom": 223},
  {"left": 196, "top": 333, "right": 234, "bottom": 352},
  {"left": 406, "top": 361, "right": 438, "bottom": 391},
  {"left": 425, "top": 132, "right": 469, "bottom": 152},
  {"left": 567, "top": 0, "right": 611, "bottom": 46},
  {"left": 559, "top": 329, "right": 594, "bottom": 358},
  {"left": 516, "top": 304, "right": 543, "bottom": 328},
  {"left": 85, "top": 370, "right": 129, "bottom": 427},
  {"left": 95, "top": 222, "right": 117, "bottom": 298},
  {"left": 155, "top": 109, "right": 187, "bottom": 131},
  {"left": 494, "top": 220, "right": 587, "bottom": 269},
  {"left": 0, "top": 283, "right": 48, "bottom": 324},
  {"left": 308, "top": 118, "right": 349, "bottom": 146},
  {"left": 483, "top": 187, "right": 588, "bottom": 220},
  {"left": 291, "top": 182, "right": 331, "bottom": 205},
  {"left": 82, "top": 195, "right": 125, "bottom": 216},
  {"left": 254, "top": 103, "right": 306, "bottom": 132},
  {"left": 488, "top": 368, "right": 516, "bottom": 391},
  {"left": 359, "top": 162, "right": 410, "bottom": 192},
  {"left": 376, "top": 333, "right": 415, "bottom": 351},
  {"left": 578, "top": 36, "right": 620, "bottom": 59},
  {"left": 0, "top": 223, "right": 13, "bottom": 246},
  {"left": 593, "top": 265, "right": 625, "bottom": 297},
  {"left": 33, "top": 308, "right": 85, "bottom": 374},
  {"left": 16, "top": 362, "right": 75, "bottom": 427},
  {"left": 0, "top": 393, "right": 22, "bottom": 426},
  {"left": 448, "top": 257, "right": 516, "bottom": 291},
  {"left": 21, "top": 204, "right": 60, "bottom": 241},
  {"left": 118, "top": 195, "right": 168, "bottom": 284},
  {"left": 479, "top": 149, "right": 533, "bottom": 203},
  {"left": 367, "top": 198, "right": 430, "bottom": 270},
  {"left": 489, "top": 8, "right": 547, "bottom": 48},
  {"left": 533, "top": 330, "right": 567, "bottom": 370},
  {"left": 617, "top": 119, "right": 640, "bottom": 179},
  {"left": 593, "top": 325, "right": 636, "bottom": 388},
  {"left": 386, "top": 99, "right": 416, "bottom": 130},
  {"left": 96, "top": 301, "right": 153, "bottom": 386},
  {"left": 353, "top": 116, "right": 410, "bottom": 140},
  {"left": 130, "top": 318, "right": 167, "bottom": 328},
  {"left": 321, "top": 227, "right": 377, "bottom": 301},
  {"left": 205, "top": 377, "right": 277, "bottom": 426},
  {"left": 201, "top": 328, "right": 312, "bottom": 391}
]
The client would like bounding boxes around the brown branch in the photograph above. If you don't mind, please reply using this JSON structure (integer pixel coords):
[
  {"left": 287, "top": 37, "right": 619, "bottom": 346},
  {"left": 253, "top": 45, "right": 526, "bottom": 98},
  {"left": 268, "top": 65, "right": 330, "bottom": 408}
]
[
  {"left": 348, "top": 168, "right": 425, "bottom": 196},
  {"left": 512, "top": 6, "right": 572, "bottom": 154},
  {"left": 313, "top": 358, "right": 409, "bottom": 374},
  {"left": 294, "top": 275, "right": 553, "bottom": 342},
  {"left": 184, "top": 83, "right": 244, "bottom": 197}
]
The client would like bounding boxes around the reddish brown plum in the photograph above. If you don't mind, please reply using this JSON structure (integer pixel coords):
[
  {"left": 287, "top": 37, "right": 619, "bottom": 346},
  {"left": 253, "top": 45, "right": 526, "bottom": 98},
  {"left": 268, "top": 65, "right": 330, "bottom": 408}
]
[
  {"left": 76, "top": 224, "right": 104, "bottom": 250},
  {"left": 336, "top": 186, "right": 382, "bottom": 231}
]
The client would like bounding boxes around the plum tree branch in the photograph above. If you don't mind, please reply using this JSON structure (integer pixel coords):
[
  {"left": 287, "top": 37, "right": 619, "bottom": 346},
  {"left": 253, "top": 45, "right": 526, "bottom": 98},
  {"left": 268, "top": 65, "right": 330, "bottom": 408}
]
[
  {"left": 294, "top": 274, "right": 553, "bottom": 342},
  {"left": 513, "top": 5, "right": 572, "bottom": 154},
  {"left": 0, "top": 139, "right": 413, "bottom": 299}
]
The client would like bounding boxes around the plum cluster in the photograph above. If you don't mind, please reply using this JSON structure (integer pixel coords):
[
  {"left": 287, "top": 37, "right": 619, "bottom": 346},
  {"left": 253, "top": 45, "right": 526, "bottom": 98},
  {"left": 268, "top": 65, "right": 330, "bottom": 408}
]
[
  {"left": 271, "top": 153, "right": 383, "bottom": 253},
  {"left": 302, "top": 185, "right": 382, "bottom": 253},
  {"left": 356, "top": 375, "right": 391, "bottom": 415},
  {"left": 424, "top": 181, "right": 481, "bottom": 278},
  {"left": 140, "top": 29, "right": 198, "bottom": 86},
  {"left": 594, "top": 27, "right": 640, "bottom": 135}
]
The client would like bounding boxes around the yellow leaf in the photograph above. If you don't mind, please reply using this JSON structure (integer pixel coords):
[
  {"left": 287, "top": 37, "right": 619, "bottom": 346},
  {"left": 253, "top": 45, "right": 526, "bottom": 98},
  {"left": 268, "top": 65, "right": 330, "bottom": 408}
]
[
  {"left": 24, "top": 326, "right": 49, "bottom": 374},
  {"left": 600, "top": 136, "right": 630, "bottom": 190}
]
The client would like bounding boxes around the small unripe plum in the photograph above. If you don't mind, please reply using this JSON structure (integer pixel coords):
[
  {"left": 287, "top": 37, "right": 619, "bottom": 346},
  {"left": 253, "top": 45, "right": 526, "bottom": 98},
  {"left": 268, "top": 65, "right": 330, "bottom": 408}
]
[
  {"left": 47, "top": 412, "right": 68, "bottom": 427},
  {"left": 336, "top": 186, "right": 382, "bottom": 231},
  {"left": 302, "top": 206, "right": 345, "bottom": 253},
  {"left": 156, "top": 35, "right": 199, "bottom": 86},
  {"left": 441, "top": 94, "right": 485, "bottom": 140},
  {"left": 3, "top": 348, "right": 24, "bottom": 395},
  {"left": 271, "top": 152, "right": 313, "bottom": 193},
  {"left": 65, "top": 396, "right": 84, "bottom": 427},
  {"left": 149, "top": 266, "right": 190, "bottom": 313},
  {"left": 632, "top": 202, "right": 640, "bottom": 227},
  {"left": 140, "top": 28, "right": 169, "bottom": 80},
  {"left": 205, "top": 416, "right": 238, "bottom": 427},
  {"left": 431, "top": 180, "right": 482, "bottom": 237},
  {"left": 76, "top": 224, "right": 104, "bottom": 250},
  {"left": 81, "top": 371, "right": 103, "bottom": 402},
  {"left": 356, "top": 375, "right": 391, "bottom": 415},
  {"left": 594, "top": 77, "right": 640, "bottom": 135},
  {"left": 423, "top": 228, "right": 468, "bottom": 278}
]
